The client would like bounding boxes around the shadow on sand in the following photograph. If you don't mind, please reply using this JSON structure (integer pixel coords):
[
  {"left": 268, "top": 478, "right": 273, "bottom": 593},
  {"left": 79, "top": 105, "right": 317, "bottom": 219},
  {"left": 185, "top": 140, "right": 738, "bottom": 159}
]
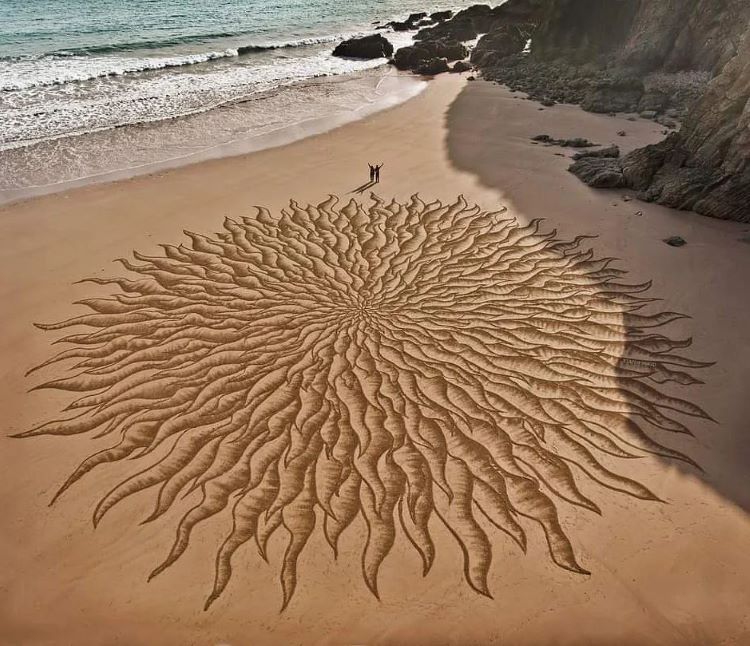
[
  {"left": 444, "top": 80, "right": 750, "bottom": 514},
  {"left": 351, "top": 180, "right": 376, "bottom": 195}
]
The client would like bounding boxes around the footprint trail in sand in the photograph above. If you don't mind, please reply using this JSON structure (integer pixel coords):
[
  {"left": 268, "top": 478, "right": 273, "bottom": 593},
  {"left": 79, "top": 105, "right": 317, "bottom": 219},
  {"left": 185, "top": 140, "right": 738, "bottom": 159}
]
[{"left": 22, "top": 194, "right": 712, "bottom": 609}]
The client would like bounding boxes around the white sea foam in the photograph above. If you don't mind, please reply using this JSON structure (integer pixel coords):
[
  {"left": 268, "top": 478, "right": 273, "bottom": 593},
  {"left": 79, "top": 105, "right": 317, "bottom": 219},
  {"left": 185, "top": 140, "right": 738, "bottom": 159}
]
[
  {"left": 0, "top": 50, "right": 392, "bottom": 149},
  {"left": 0, "top": 0, "right": 466, "bottom": 151},
  {"left": 0, "top": 50, "right": 240, "bottom": 91},
  {"left": 0, "top": 31, "right": 375, "bottom": 92}
]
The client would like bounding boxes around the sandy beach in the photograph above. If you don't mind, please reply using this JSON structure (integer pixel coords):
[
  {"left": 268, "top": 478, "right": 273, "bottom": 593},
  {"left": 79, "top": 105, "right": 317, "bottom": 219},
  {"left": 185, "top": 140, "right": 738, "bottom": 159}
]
[{"left": 2, "top": 74, "right": 750, "bottom": 645}]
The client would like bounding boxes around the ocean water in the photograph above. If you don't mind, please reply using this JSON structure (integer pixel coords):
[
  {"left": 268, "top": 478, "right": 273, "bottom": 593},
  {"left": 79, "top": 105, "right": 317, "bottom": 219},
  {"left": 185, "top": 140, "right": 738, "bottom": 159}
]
[{"left": 0, "top": 0, "right": 480, "bottom": 201}]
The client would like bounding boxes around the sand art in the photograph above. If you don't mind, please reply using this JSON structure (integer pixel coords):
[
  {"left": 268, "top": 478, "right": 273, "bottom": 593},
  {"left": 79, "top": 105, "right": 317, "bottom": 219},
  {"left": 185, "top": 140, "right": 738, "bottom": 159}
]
[{"left": 21, "top": 194, "right": 712, "bottom": 610}]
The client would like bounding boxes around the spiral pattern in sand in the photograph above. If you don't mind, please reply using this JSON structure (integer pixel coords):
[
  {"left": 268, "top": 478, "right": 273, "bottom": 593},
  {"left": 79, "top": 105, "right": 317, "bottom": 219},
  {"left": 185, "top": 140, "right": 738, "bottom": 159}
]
[{"left": 23, "top": 195, "right": 711, "bottom": 609}]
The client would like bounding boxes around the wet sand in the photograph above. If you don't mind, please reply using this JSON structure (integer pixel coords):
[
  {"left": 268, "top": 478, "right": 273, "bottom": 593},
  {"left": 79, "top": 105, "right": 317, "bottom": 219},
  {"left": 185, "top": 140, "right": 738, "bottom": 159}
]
[{"left": 1, "top": 75, "right": 749, "bottom": 645}]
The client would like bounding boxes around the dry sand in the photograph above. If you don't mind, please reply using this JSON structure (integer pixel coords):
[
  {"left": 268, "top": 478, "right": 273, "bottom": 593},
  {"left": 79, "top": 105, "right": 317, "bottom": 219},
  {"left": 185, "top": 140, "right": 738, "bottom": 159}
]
[{"left": 1, "top": 75, "right": 749, "bottom": 645}]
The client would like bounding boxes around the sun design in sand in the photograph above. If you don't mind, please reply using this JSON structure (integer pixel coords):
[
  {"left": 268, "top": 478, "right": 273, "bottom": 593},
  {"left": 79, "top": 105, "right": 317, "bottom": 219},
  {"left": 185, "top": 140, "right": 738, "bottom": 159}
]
[{"left": 23, "top": 195, "right": 711, "bottom": 609}]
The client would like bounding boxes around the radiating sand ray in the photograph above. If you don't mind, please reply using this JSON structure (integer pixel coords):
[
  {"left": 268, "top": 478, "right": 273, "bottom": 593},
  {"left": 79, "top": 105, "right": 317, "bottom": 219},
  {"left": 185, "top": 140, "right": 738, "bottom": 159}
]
[{"left": 20, "top": 194, "right": 712, "bottom": 609}]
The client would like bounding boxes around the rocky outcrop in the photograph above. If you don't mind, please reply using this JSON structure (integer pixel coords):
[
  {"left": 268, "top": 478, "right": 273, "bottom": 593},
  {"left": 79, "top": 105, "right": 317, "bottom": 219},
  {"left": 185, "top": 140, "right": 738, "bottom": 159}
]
[
  {"left": 618, "top": 0, "right": 750, "bottom": 75},
  {"left": 623, "top": 33, "right": 750, "bottom": 221},
  {"left": 568, "top": 158, "right": 627, "bottom": 188},
  {"left": 470, "top": 25, "right": 528, "bottom": 66},
  {"left": 417, "top": 2, "right": 543, "bottom": 42},
  {"left": 332, "top": 34, "right": 393, "bottom": 59},
  {"left": 394, "top": 2, "right": 543, "bottom": 76},
  {"left": 416, "top": 57, "right": 450, "bottom": 75},
  {"left": 531, "top": 0, "right": 640, "bottom": 63},
  {"left": 384, "top": 12, "right": 434, "bottom": 32},
  {"left": 579, "top": 75, "right": 644, "bottom": 114},
  {"left": 430, "top": 10, "right": 454, "bottom": 22},
  {"left": 458, "top": 0, "right": 749, "bottom": 221},
  {"left": 393, "top": 40, "right": 468, "bottom": 72},
  {"left": 450, "top": 60, "right": 473, "bottom": 74},
  {"left": 388, "top": 0, "right": 749, "bottom": 220},
  {"left": 572, "top": 145, "right": 620, "bottom": 160},
  {"left": 474, "top": 0, "right": 748, "bottom": 117},
  {"left": 544, "top": 0, "right": 750, "bottom": 222}
]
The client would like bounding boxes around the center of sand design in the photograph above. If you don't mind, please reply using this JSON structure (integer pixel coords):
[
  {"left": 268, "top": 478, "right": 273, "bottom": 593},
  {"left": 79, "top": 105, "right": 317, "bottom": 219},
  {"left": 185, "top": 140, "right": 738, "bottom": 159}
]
[{"left": 21, "top": 194, "right": 712, "bottom": 610}]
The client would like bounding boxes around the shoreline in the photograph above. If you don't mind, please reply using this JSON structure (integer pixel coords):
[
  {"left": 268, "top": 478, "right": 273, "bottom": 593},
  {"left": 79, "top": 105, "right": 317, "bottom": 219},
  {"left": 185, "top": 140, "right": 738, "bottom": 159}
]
[{"left": 0, "top": 67, "right": 426, "bottom": 207}]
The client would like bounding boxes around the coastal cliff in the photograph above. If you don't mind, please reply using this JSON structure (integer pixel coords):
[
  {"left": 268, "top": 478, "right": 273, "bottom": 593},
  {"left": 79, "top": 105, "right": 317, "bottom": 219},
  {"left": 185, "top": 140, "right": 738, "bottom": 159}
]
[
  {"left": 467, "top": 0, "right": 750, "bottom": 221},
  {"left": 613, "top": 30, "right": 750, "bottom": 220}
]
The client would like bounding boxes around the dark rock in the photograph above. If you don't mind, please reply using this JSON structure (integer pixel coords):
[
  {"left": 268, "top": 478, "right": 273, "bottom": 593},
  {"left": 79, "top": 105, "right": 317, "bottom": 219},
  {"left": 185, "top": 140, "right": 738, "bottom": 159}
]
[
  {"left": 541, "top": 99, "right": 556, "bottom": 107},
  {"left": 532, "top": 0, "right": 641, "bottom": 63},
  {"left": 531, "top": 134, "right": 597, "bottom": 148},
  {"left": 332, "top": 34, "right": 394, "bottom": 59},
  {"left": 619, "top": 0, "right": 750, "bottom": 75},
  {"left": 656, "top": 116, "right": 677, "bottom": 129},
  {"left": 512, "top": 1, "right": 750, "bottom": 221},
  {"left": 638, "top": 91, "right": 669, "bottom": 113},
  {"left": 581, "top": 76, "right": 644, "bottom": 113},
  {"left": 393, "top": 40, "right": 468, "bottom": 71},
  {"left": 664, "top": 236, "right": 687, "bottom": 247},
  {"left": 391, "top": 21, "right": 414, "bottom": 32},
  {"left": 415, "top": 4, "right": 510, "bottom": 43},
  {"left": 621, "top": 134, "right": 677, "bottom": 191},
  {"left": 416, "top": 57, "right": 450, "bottom": 75},
  {"left": 470, "top": 25, "right": 528, "bottom": 66},
  {"left": 568, "top": 158, "right": 627, "bottom": 188},
  {"left": 430, "top": 10, "right": 454, "bottom": 22},
  {"left": 549, "top": 1, "right": 750, "bottom": 221},
  {"left": 617, "top": 130, "right": 627, "bottom": 136},
  {"left": 572, "top": 145, "right": 621, "bottom": 160},
  {"left": 384, "top": 11, "right": 433, "bottom": 33},
  {"left": 467, "top": 75, "right": 477, "bottom": 81},
  {"left": 562, "top": 137, "right": 597, "bottom": 148},
  {"left": 416, "top": 17, "right": 478, "bottom": 43},
  {"left": 450, "top": 60, "right": 473, "bottom": 74}
]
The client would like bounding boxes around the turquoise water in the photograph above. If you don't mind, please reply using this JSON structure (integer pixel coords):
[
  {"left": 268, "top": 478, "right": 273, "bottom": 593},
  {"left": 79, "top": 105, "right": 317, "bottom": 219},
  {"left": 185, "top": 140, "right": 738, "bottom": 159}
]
[
  {"left": 0, "top": 0, "right": 477, "bottom": 147},
  {"left": 1, "top": 0, "right": 459, "bottom": 60}
]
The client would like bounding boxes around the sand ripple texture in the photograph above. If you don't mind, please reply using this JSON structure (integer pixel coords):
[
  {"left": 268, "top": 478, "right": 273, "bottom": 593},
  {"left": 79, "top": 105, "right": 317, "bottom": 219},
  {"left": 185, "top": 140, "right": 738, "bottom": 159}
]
[{"left": 22, "top": 194, "right": 712, "bottom": 609}]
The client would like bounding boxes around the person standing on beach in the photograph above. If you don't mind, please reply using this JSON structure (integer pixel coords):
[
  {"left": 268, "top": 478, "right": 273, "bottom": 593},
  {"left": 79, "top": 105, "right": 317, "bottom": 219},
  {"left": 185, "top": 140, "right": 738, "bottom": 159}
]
[
  {"left": 368, "top": 163, "right": 375, "bottom": 183},
  {"left": 374, "top": 163, "right": 383, "bottom": 183}
]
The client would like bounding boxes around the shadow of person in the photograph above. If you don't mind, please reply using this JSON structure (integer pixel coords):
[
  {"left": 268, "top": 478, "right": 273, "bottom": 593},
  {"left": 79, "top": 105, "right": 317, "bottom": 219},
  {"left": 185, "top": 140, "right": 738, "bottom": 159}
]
[{"left": 351, "top": 180, "right": 376, "bottom": 195}]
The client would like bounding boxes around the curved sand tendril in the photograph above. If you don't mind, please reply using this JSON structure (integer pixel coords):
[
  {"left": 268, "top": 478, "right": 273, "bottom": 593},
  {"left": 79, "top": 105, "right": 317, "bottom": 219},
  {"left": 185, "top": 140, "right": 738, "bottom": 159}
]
[{"left": 21, "top": 194, "right": 712, "bottom": 609}]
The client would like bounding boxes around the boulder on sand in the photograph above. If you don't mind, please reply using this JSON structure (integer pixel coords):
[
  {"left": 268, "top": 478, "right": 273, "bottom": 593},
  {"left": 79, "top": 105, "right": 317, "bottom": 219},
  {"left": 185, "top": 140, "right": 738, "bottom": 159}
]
[
  {"left": 568, "top": 158, "right": 627, "bottom": 188},
  {"left": 393, "top": 40, "right": 468, "bottom": 71},
  {"left": 332, "top": 34, "right": 393, "bottom": 59},
  {"left": 416, "top": 57, "right": 450, "bottom": 76},
  {"left": 450, "top": 60, "right": 473, "bottom": 73},
  {"left": 572, "top": 145, "right": 621, "bottom": 160}
]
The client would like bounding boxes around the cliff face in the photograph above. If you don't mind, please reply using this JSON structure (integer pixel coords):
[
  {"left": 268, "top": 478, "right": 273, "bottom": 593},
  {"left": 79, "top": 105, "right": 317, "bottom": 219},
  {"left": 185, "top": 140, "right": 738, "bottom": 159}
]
[
  {"left": 626, "top": 30, "right": 750, "bottom": 220},
  {"left": 618, "top": 0, "right": 750, "bottom": 74},
  {"left": 531, "top": 0, "right": 639, "bottom": 63},
  {"left": 516, "top": 0, "right": 750, "bottom": 221},
  {"left": 530, "top": 0, "right": 750, "bottom": 74}
]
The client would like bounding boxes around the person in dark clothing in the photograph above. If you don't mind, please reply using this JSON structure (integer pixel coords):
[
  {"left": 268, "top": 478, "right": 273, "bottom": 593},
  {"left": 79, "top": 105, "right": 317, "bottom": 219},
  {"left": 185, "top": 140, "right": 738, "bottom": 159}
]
[
  {"left": 368, "top": 163, "right": 375, "bottom": 183},
  {"left": 374, "top": 163, "right": 383, "bottom": 183}
]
